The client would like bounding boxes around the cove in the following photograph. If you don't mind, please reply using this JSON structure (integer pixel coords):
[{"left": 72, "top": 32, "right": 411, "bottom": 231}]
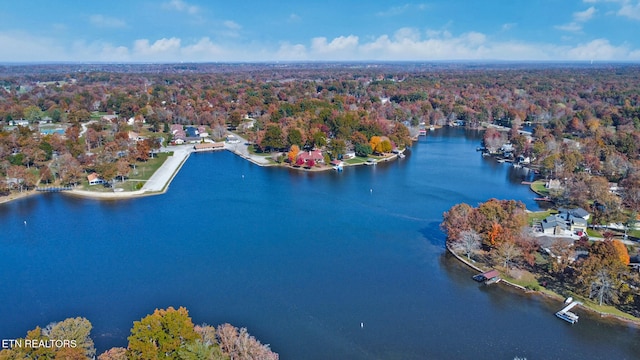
[{"left": 1, "top": 128, "right": 639, "bottom": 359}]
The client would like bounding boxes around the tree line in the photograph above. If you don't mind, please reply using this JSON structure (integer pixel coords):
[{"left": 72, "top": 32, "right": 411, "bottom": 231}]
[
  {"left": 442, "top": 200, "right": 639, "bottom": 317},
  {"left": 0, "top": 306, "right": 278, "bottom": 360}
]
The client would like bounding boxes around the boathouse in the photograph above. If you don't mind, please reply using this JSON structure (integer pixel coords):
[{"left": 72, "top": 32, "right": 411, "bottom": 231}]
[{"left": 473, "top": 269, "right": 500, "bottom": 283}]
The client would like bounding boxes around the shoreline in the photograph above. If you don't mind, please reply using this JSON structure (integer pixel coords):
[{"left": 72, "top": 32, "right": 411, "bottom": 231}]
[
  {"left": 1, "top": 140, "right": 405, "bottom": 204},
  {"left": 445, "top": 245, "right": 640, "bottom": 328}
]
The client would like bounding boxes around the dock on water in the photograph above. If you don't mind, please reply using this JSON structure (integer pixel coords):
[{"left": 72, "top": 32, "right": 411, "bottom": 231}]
[
  {"left": 472, "top": 269, "right": 502, "bottom": 285},
  {"left": 555, "top": 301, "right": 581, "bottom": 324}
]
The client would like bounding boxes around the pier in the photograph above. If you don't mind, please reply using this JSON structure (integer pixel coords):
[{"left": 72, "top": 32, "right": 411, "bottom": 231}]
[{"left": 555, "top": 301, "right": 580, "bottom": 324}]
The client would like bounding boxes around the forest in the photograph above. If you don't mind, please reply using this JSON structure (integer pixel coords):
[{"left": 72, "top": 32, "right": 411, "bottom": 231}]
[
  {"left": 1, "top": 63, "right": 639, "bottom": 203},
  {"left": 0, "top": 306, "right": 278, "bottom": 360}
]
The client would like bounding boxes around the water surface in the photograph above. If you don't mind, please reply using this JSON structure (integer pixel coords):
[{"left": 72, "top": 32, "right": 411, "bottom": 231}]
[{"left": 1, "top": 128, "right": 638, "bottom": 359}]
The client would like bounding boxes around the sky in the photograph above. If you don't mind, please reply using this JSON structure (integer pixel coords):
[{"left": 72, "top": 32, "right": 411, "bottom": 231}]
[{"left": 0, "top": 0, "right": 639, "bottom": 63}]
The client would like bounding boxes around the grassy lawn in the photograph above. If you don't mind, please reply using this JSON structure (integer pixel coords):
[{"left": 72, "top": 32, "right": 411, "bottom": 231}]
[
  {"left": 568, "top": 293, "right": 640, "bottom": 322},
  {"left": 530, "top": 180, "right": 549, "bottom": 196},
  {"left": 90, "top": 111, "right": 109, "bottom": 119},
  {"left": 528, "top": 209, "right": 557, "bottom": 224},
  {"left": 346, "top": 156, "right": 368, "bottom": 165},
  {"left": 501, "top": 269, "right": 541, "bottom": 290},
  {"left": 78, "top": 153, "right": 171, "bottom": 192},
  {"left": 128, "top": 153, "right": 170, "bottom": 181},
  {"left": 587, "top": 228, "right": 604, "bottom": 238}
]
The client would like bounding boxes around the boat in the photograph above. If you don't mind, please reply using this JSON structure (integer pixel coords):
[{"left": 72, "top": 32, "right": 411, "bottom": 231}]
[
  {"left": 398, "top": 153, "right": 405, "bottom": 159},
  {"left": 555, "top": 301, "right": 580, "bottom": 324},
  {"left": 429, "top": 125, "right": 435, "bottom": 131},
  {"left": 365, "top": 158, "right": 377, "bottom": 166},
  {"left": 419, "top": 129, "right": 427, "bottom": 136}
]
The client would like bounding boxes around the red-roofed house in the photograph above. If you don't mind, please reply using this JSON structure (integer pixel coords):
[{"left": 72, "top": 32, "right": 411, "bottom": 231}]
[
  {"left": 87, "top": 172, "right": 104, "bottom": 185},
  {"left": 297, "top": 150, "right": 324, "bottom": 167}
]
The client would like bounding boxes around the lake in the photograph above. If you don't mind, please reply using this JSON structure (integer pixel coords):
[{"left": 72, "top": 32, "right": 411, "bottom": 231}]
[{"left": 1, "top": 128, "right": 638, "bottom": 359}]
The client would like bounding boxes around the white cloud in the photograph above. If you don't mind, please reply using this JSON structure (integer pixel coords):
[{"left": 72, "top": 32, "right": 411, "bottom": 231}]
[
  {"left": 618, "top": 1, "right": 640, "bottom": 19},
  {"left": 133, "top": 38, "right": 182, "bottom": 62},
  {"left": 311, "top": 35, "right": 359, "bottom": 55},
  {"left": 1, "top": 28, "right": 639, "bottom": 63},
  {"left": 276, "top": 42, "right": 308, "bottom": 60},
  {"left": 376, "top": 3, "right": 428, "bottom": 17},
  {"left": 223, "top": 20, "right": 241, "bottom": 30},
  {"left": 574, "top": 6, "right": 597, "bottom": 21},
  {"left": 556, "top": 5, "right": 598, "bottom": 32},
  {"left": 288, "top": 13, "right": 301, "bottom": 23},
  {"left": 89, "top": 15, "right": 126, "bottom": 28},
  {"left": 501, "top": 23, "right": 517, "bottom": 31},
  {"left": 162, "top": 0, "right": 200, "bottom": 15},
  {"left": 555, "top": 22, "right": 583, "bottom": 32},
  {"left": 564, "top": 38, "right": 637, "bottom": 59}
]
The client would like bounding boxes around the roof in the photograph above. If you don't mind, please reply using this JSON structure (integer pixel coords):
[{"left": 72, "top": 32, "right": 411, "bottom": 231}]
[
  {"left": 298, "top": 150, "right": 324, "bottom": 162},
  {"left": 481, "top": 270, "right": 500, "bottom": 279},
  {"left": 542, "top": 215, "right": 568, "bottom": 230},
  {"left": 87, "top": 172, "right": 100, "bottom": 181}
]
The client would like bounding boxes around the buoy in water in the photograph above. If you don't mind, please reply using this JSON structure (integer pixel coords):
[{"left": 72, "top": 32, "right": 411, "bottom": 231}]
[{"left": 360, "top": 322, "right": 364, "bottom": 328}]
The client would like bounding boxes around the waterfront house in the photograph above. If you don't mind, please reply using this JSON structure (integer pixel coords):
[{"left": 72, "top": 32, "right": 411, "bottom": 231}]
[
  {"left": 297, "top": 150, "right": 324, "bottom": 167},
  {"left": 558, "top": 207, "right": 590, "bottom": 221},
  {"left": 541, "top": 208, "right": 590, "bottom": 235},
  {"left": 87, "top": 172, "right": 104, "bottom": 185},
  {"left": 541, "top": 215, "right": 569, "bottom": 235}
]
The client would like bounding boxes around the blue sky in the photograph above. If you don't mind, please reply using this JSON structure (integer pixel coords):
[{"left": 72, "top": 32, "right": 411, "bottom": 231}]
[{"left": 0, "top": 0, "right": 639, "bottom": 62}]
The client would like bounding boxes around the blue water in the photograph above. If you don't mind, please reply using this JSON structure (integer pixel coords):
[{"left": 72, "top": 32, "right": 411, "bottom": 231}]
[{"left": 1, "top": 128, "right": 638, "bottom": 359}]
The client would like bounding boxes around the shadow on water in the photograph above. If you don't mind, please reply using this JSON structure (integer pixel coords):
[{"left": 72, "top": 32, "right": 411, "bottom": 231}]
[{"left": 418, "top": 221, "right": 447, "bottom": 249}]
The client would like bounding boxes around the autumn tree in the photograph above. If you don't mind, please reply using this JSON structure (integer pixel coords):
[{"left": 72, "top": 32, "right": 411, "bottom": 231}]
[
  {"left": 452, "top": 229, "right": 481, "bottom": 260},
  {"left": 287, "top": 144, "right": 300, "bottom": 163},
  {"left": 127, "top": 306, "right": 199, "bottom": 360},
  {"left": 215, "top": 323, "right": 278, "bottom": 360},
  {"left": 97, "top": 347, "right": 128, "bottom": 360},
  {"left": 45, "top": 317, "right": 96, "bottom": 359},
  {"left": 576, "top": 240, "right": 629, "bottom": 306},
  {"left": 494, "top": 240, "right": 522, "bottom": 269},
  {"left": 441, "top": 203, "right": 473, "bottom": 242}
]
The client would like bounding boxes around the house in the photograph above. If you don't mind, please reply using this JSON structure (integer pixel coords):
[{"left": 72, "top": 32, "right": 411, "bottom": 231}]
[
  {"left": 128, "top": 131, "right": 144, "bottom": 142},
  {"left": 558, "top": 207, "right": 590, "bottom": 221},
  {"left": 541, "top": 208, "right": 590, "bottom": 235},
  {"left": 87, "top": 173, "right": 104, "bottom": 185},
  {"left": 9, "top": 119, "right": 29, "bottom": 126},
  {"left": 185, "top": 126, "right": 199, "bottom": 138},
  {"left": 297, "top": 150, "right": 324, "bottom": 167},
  {"left": 541, "top": 215, "right": 569, "bottom": 235},
  {"left": 101, "top": 114, "right": 118, "bottom": 122}
]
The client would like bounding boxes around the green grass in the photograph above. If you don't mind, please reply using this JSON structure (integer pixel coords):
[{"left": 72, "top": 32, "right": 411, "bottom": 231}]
[
  {"left": 528, "top": 209, "right": 557, "bottom": 224},
  {"left": 345, "top": 156, "right": 368, "bottom": 165},
  {"left": 502, "top": 271, "right": 541, "bottom": 290},
  {"left": 128, "top": 153, "right": 170, "bottom": 182},
  {"left": 568, "top": 293, "right": 640, "bottom": 322},
  {"left": 90, "top": 111, "right": 109, "bottom": 119},
  {"left": 530, "top": 180, "right": 549, "bottom": 196},
  {"left": 587, "top": 228, "right": 604, "bottom": 238}
]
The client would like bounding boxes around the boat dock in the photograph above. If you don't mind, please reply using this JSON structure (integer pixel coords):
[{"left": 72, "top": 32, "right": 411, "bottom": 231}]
[
  {"left": 472, "top": 269, "right": 502, "bottom": 285},
  {"left": 555, "top": 301, "right": 580, "bottom": 324}
]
